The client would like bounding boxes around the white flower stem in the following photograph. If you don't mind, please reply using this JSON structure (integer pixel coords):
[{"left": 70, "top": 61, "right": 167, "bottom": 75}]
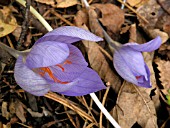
[
  {"left": 16, "top": 0, "right": 121, "bottom": 127},
  {"left": 121, "top": 0, "right": 126, "bottom": 9},
  {"left": 90, "top": 93, "right": 121, "bottom": 128},
  {"left": 16, "top": 0, "right": 53, "bottom": 31}
]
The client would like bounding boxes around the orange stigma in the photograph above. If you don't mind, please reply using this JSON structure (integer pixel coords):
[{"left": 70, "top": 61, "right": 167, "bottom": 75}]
[
  {"left": 56, "top": 59, "right": 72, "bottom": 72},
  {"left": 38, "top": 67, "right": 69, "bottom": 84}
]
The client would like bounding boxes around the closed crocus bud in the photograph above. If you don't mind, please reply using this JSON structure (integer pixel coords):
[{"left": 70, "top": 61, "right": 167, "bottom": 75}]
[
  {"left": 113, "top": 36, "right": 162, "bottom": 88},
  {"left": 14, "top": 26, "right": 106, "bottom": 96}
]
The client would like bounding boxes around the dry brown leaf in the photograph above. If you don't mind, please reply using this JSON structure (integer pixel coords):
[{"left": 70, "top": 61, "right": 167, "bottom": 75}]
[
  {"left": 127, "top": 0, "right": 149, "bottom": 7},
  {"left": 35, "top": 0, "right": 78, "bottom": 8},
  {"left": 55, "top": 0, "right": 78, "bottom": 8},
  {"left": 2, "top": 102, "right": 10, "bottom": 120},
  {"left": 91, "top": 4, "right": 124, "bottom": 38},
  {"left": 111, "top": 82, "right": 158, "bottom": 128},
  {"left": 158, "top": 43, "right": 170, "bottom": 60},
  {"left": 15, "top": 100, "right": 26, "bottom": 123},
  {"left": 0, "top": 6, "right": 17, "bottom": 37},
  {"left": 155, "top": 58, "right": 170, "bottom": 89},
  {"left": 27, "top": 108, "right": 43, "bottom": 117},
  {"left": 157, "top": 0, "right": 170, "bottom": 14},
  {"left": 35, "top": 0, "right": 55, "bottom": 6},
  {"left": 137, "top": 0, "right": 163, "bottom": 29},
  {"left": 88, "top": 7, "right": 103, "bottom": 37}
]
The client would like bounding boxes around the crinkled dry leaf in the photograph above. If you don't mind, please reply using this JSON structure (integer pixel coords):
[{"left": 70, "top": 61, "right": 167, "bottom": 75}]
[
  {"left": 157, "top": 0, "right": 170, "bottom": 14},
  {"left": 88, "top": 7, "right": 103, "bottom": 37},
  {"left": 158, "top": 43, "right": 170, "bottom": 60},
  {"left": 55, "top": 0, "right": 78, "bottom": 8},
  {"left": 35, "top": 0, "right": 55, "bottom": 6},
  {"left": 92, "top": 4, "right": 124, "bottom": 38},
  {"left": 34, "top": 0, "right": 78, "bottom": 8},
  {"left": 15, "top": 100, "right": 26, "bottom": 123},
  {"left": 155, "top": 58, "right": 170, "bottom": 89},
  {"left": 2, "top": 102, "right": 10, "bottom": 120},
  {"left": 0, "top": 6, "right": 17, "bottom": 37},
  {"left": 127, "top": 0, "right": 149, "bottom": 7},
  {"left": 111, "top": 82, "right": 158, "bottom": 128},
  {"left": 143, "top": 28, "right": 168, "bottom": 44},
  {"left": 27, "top": 108, "right": 43, "bottom": 117},
  {"left": 137, "top": 0, "right": 162, "bottom": 28}
]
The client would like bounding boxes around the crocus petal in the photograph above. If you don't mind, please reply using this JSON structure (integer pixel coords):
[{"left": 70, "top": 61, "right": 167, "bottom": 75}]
[
  {"left": 35, "top": 26, "right": 103, "bottom": 44},
  {"left": 124, "top": 36, "right": 161, "bottom": 52},
  {"left": 45, "top": 44, "right": 88, "bottom": 82},
  {"left": 137, "top": 64, "right": 151, "bottom": 88},
  {"left": 50, "top": 68, "right": 106, "bottom": 96},
  {"left": 113, "top": 50, "right": 138, "bottom": 85},
  {"left": 14, "top": 56, "right": 50, "bottom": 96},
  {"left": 26, "top": 41, "right": 69, "bottom": 69}
]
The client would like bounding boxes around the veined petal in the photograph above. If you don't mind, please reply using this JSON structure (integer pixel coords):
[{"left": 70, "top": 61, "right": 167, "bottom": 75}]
[
  {"left": 14, "top": 56, "right": 50, "bottom": 96},
  {"left": 26, "top": 42, "right": 69, "bottom": 69},
  {"left": 47, "top": 44, "right": 88, "bottom": 82},
  {"left": 35, "top": 26, "right": 103, "bottom": 44},
  {"left": 117, "top": 46, "right": 147, "bottom": 77},
  {"left": 137, "top": 64, "right": 151, "bottom": 88},
  {"left": 113, "top": 50, "right": 138, "bottom": 85},
  {"left": 50, "top": 68, "right": 106, "bottom": 96},
  {"left": 124, "top": 36, "right": 162, "bottom": 52}
]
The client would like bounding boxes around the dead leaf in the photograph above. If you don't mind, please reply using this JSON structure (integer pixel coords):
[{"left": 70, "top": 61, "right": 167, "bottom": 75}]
[
  {"left": 157, "top": 0, "right": 170, "bottom": 14},
  {"left": 15, "top": 100, "right": 26, "bottom": 123},
  {"left": 158, "top": 43, "right": 170, "bottom": 60},
  {"left": 35, "top": 0, "right": 55, "bottom": 6},
  {"left": 0, "top": 6, "right": 17, "bottom": 37},
  {"left": 27, "top": 108, "right": 44, "bottom": 117},
  {"left": 111, "top": 82, "right": 158, "bottom": 128},
  {"left": 91, "top": 3, "right": 124, "bottom": 39},
  {"left": 2, "top": 102, "right": 10, "bottom": 120},
  {"left": 55, "top": 0, "right": 78, "bottom": 8},
  {"left": 137, "top": 0, "right": 163, "bottom": 29},
  {"left": 155, "top": 58, "right": 170, "bottom": 89},
  {"left": 88, "top": 7, "right": 103, "bottom": 37},
  {"left": 34, "top": 0, "right": 78, "bottom": 8},
  {"left": 127, "top": 0, "right": 149, "bottom": 7}
]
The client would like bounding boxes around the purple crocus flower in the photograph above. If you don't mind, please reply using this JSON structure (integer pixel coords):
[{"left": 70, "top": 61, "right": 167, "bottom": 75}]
[
  {"left": 14, "top": 26, "right": 106, "bottom": 96},
  {"left": 113, "top": 36, "right": 161, "bottom": 88}
]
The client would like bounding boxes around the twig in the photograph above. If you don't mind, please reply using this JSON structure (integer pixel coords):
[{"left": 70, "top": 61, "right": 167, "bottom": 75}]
[
  {"left": 45, "top": 92, "right": 94, "bottom": 122},
  {"left": 99, "top": 86, "right": 110, "bottom": 128},
  {"left": 50, "top": 9, "right": 75, "bottom": 26},
  {"left": 16, "top": 0, "right": 53, "bottom": 31},
  {"left": 17, "top": 0, "right": 31, "bottom": 49}
]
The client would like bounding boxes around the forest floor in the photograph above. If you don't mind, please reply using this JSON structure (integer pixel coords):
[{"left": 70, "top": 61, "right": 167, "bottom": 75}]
[{"left": 0, "top": 0, "right": 170, "bottom": 128}]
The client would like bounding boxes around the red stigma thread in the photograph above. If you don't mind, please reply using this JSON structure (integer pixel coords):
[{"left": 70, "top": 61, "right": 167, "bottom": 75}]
[
  {"left": 56, "top": 60, "right": 72, "bottom": 72},
  {"left": 38, "top": 67, "right": 69, "bottom": 84}
]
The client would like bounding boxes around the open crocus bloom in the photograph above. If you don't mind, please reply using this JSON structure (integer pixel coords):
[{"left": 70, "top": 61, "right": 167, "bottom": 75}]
[
  {"left": 113, "top": 36, "right": 162, "bottom": 87},
  {"left": 14, "top": 26, "right": 106, "bottom": 96}
]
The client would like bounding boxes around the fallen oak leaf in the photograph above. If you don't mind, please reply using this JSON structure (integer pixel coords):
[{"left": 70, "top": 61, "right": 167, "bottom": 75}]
[
  {"left": 111, "top": 82, "right": 158, "bottom": 128},
  {"left": 155, "top": 58, "right": 170, "bottom": 90},
  {"left": 0, "top": 6, "right": 17, "bottom": 37}
]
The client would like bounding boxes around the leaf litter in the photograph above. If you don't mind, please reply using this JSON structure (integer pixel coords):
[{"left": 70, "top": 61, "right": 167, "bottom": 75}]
[{"left": 0, "top": 0, "right": 170, "bottom": 127}]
